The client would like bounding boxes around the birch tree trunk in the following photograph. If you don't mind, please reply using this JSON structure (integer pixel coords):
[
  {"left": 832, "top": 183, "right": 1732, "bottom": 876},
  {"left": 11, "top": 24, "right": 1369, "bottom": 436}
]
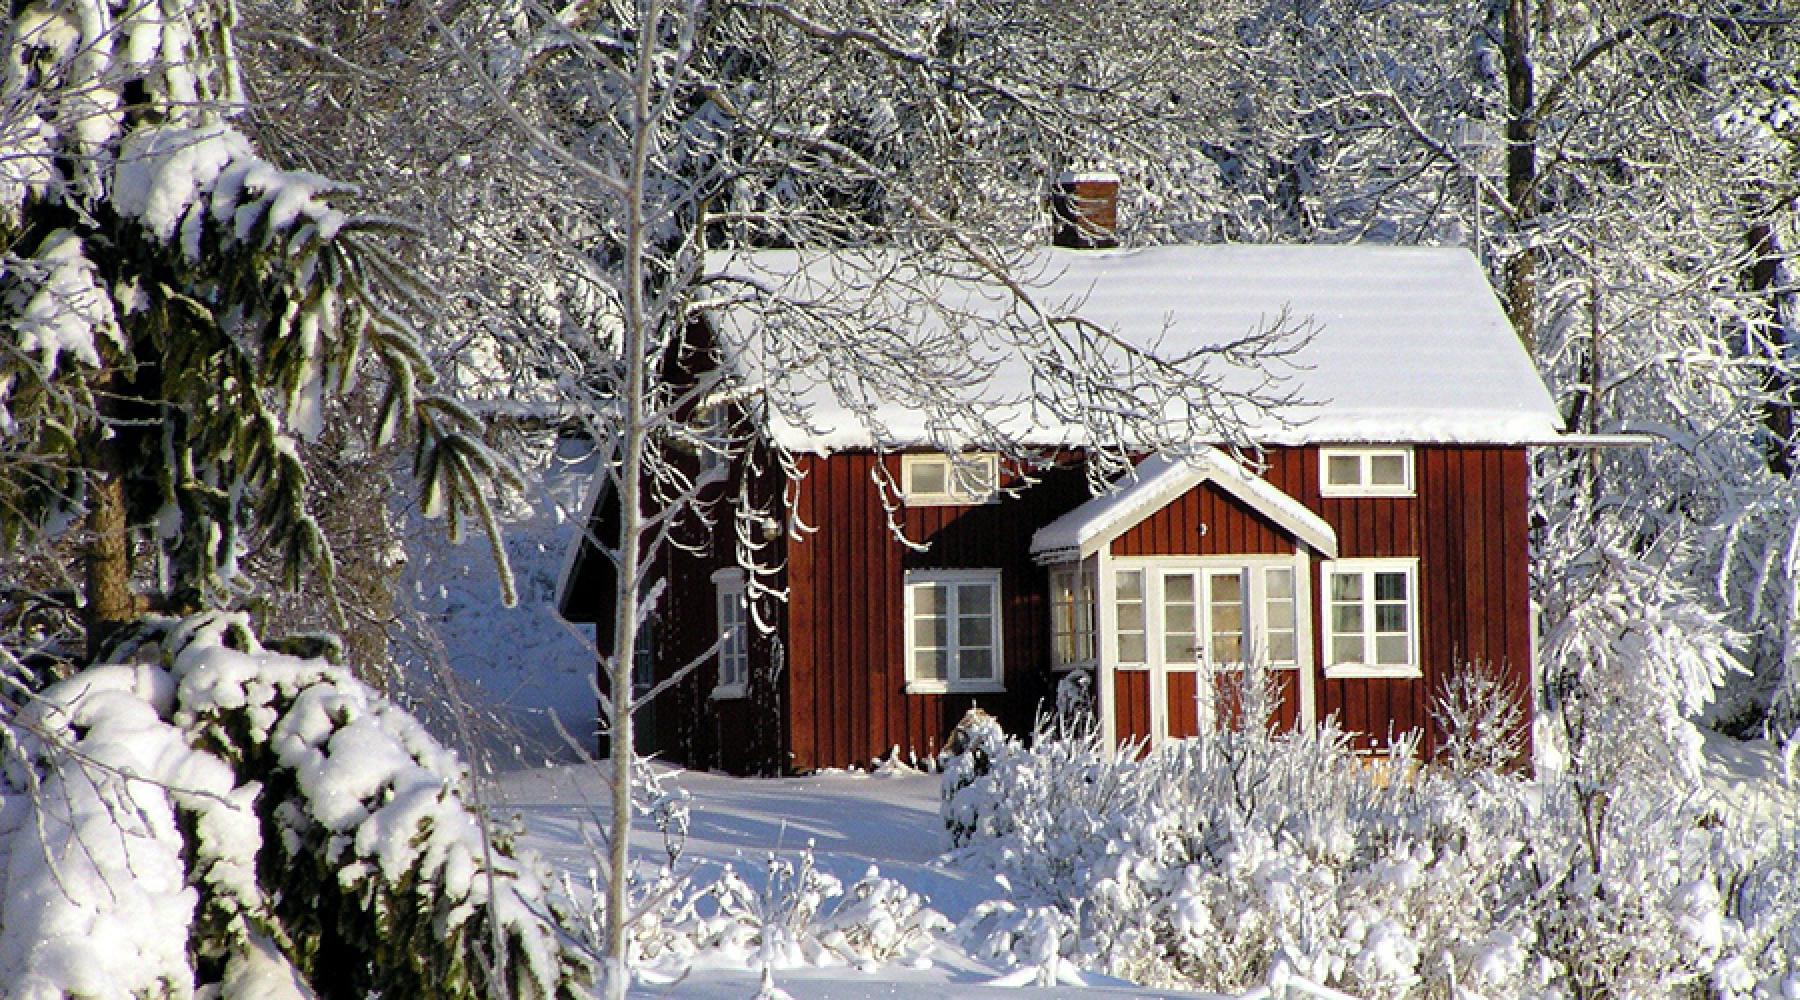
[{"left": 603, "top": 3, "right": 666, "bottom": 995}]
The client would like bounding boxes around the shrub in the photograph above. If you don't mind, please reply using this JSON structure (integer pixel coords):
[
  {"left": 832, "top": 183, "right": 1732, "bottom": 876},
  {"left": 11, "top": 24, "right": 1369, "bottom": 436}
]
[{"left": 941, "top": 696, "right": 1800, "bottom": 999}]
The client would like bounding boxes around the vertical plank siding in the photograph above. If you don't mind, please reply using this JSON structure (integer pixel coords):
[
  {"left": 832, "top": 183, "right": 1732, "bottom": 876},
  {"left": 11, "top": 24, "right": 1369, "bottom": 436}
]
[
  {"left": 1114, "top": 480, "right": 1296, "bottom": 556},
  {"left": 640, "top": 431, "right": 791, "bottom": 775},
  {"left": 1114, "top": 670, "right": 1154, "bottom": 744},
  {"left": 644, "top": 443, "right": 1531, "bottom": 773},
  {"left": 1300, "top": 444, "right": 1531, "bottom": 757},
  {"left": 782, "top": 455, "right": 1090, "bottom": 771}
]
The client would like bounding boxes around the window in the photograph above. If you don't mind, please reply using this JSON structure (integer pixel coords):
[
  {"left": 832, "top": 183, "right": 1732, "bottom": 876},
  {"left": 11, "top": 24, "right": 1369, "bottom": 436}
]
[
  {"left": 694, "top": 404, "right": 728, "bottom": 478},
  {"left": 904, "top": 570, "right": 1003, "bottom": 693},
  {"left": 712, "top": 568, "right": 748, "bottom": 698},
  {"left": 1319, "top": 447, "right": 1414, "bottom": 497},
  {"left": 1322, "top": 560, "right": 1419, "bottom": 678},
  {"left": 1115, "top": 569, "right": 1147, "bottom": 664},
  {"left": 1263, "top": 566, "right": 1299, "bottom": 665},
  {"left": 1049, "top": 564, "right": 1097, "bottom": 669},
  {"left": 1163, "top": 573, "right": 1201, "bottom": 665},
  {"left": 901, "top": 453, "right": 999, "bottom": 505},
  {"left": 1208, "top": 570, "right": 1255, "bottom": 665}
]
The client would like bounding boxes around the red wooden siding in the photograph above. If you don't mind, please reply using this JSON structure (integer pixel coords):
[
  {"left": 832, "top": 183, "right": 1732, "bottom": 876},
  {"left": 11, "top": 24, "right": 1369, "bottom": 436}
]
[
  {"left": 1113, "top": 669, "right": 1153, "bottom": 745},
  {"left": 1256, "top": 445, "right": 1530, "bottom": 757},
  {"left": 1099, "top": 446, "right": 1531, "bottom": 756},
  {"left": 785, "top": 454, "right": 1092, "bottom": 771},
  {"left": 634, "top": 430, "right": 791, "bottom": 775},
  {"left": 1114, "top": 479, "right": 1295, "bottom": 556},
  {"left": 639, "top": 441, "right": 1532, "bottom": 772},
  {"left": 1212, "top": 669, "right": 1303, "bottom": 732}
]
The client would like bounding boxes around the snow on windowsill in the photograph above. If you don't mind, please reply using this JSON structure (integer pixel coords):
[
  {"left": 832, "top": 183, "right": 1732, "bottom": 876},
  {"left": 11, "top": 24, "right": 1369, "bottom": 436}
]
[
  {"left": 710, "top": 683, "right": 747, "bottom": 701},
  {"left": 1323, "top": 665, "right": 1424, "bottom": 681},
  {"left": 904, "top": 681, "right": 1005, "bottom": 696},
  {"left": 1318, "top": 484, "right": 1417, "bottom": 499}
]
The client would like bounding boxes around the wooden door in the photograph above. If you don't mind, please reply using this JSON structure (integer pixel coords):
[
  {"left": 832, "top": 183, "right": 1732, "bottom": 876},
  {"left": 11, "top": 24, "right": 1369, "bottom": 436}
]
[
  {"left": 1210, "top": 565, "right": 1305, "bottom": 733},
  {"left": 1110, "top": 568, "right": 1154, "bottom": 745},
  {"left": 1110, "top": 562, "right": 1308, "bottom": 746}
]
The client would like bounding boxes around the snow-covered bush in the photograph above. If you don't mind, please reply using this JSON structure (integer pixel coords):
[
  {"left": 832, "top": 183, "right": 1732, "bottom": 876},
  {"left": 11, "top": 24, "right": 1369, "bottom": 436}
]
[
  {"left": 0, "top": 612, "right": 588, "bottom": 998},
  {"left": 1432, "top": 659, "right": 1529, "bottom": 776},
  {"left": 960, "top": 899, "right": 1086, "bottom": 987},
  {"left": 1541, "top": 543, "right": 1746, "bottom": 785},
  {"left": 942, "top": 695, "right": 1800, "bottom": 999},
  {"left": 588, "top": 845, "right": 948, "bottom": 986}
]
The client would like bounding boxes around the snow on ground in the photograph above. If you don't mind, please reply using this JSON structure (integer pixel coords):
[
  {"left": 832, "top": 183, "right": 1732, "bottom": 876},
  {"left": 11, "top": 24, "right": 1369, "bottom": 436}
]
[
  {"left": 1698, "top": 727, "right": 1800, "bottom": 825},
  {"left": 494, "top": 762, "right": 1228, "bottom": 999},
  {"left": 483, "top": 730, "right": 1800, "bottom": 1000},
  {"left": 401, "top": 432, "right": 601, "bottom": 763}
]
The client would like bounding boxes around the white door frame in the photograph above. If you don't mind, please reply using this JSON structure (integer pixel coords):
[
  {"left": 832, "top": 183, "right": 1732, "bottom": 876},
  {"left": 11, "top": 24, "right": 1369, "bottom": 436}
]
[{"left": 1103, "top": 550, "right": 1315, "bottom": 746}]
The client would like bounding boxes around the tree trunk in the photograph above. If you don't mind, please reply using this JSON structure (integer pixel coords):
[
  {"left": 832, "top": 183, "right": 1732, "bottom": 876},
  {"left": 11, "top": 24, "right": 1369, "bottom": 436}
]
[
  {"left": 82, "top": 389, "right": 135, "bottom": 662},
  {"left": 1502, "top": 0, "right": 1539, "bottom": 354},
  {"left": 603, "top": 4, "right": 663, "bottom": 996},
  {"left": 1747, "top": 221, "right": 1794, "bottom": 475}
]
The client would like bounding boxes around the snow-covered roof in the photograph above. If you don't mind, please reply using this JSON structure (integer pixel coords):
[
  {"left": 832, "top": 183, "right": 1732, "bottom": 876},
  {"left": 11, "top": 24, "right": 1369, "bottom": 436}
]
[
  {"left": 1030, "top": 451, "right": 1337, "bottom": 564},
  {"left": 704, "top": 245, "right": 1564, "bottom": 453}
]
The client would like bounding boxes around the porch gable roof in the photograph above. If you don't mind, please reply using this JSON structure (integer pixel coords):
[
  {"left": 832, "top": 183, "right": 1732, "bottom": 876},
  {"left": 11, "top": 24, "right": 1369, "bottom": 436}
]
[{"left": 1029, "top": 450, "right": 1338, "bottom": 564}]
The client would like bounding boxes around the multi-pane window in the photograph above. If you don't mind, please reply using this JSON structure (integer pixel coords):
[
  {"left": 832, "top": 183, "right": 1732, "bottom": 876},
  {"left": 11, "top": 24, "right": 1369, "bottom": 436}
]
[
  {"left": 1263, "top": 567, "right": 1299, "bottom": 665},
  {"left": 1049, "top": 564, "right": 1098, "bottom": 669},
  {"left": 904, "top": 570, "right": 1003, "bottom": 692},
  {"left": 1319, "top": 447, "right": 1415, "bottom": 497},
  {"left": 1323, "top": 560, "right": 1419, "bottom": 676},
  {"left": 1206, "top": 570, "right": 1246, "bottom": 665},
  {"left": 1115, "top": 569, "right": 1147, "bottom": 664},
  {"left": 694, "top": 404, "right": 728, "bottom": 477},
  {"left": 1163, "top": 574, "right": 1200, "bottom": 665},
  {"left": 901, "top": 453, "right": 999, "bottom": 505},
  {"left": 713, "top": 569, "right": 749, "bottom": 698}
]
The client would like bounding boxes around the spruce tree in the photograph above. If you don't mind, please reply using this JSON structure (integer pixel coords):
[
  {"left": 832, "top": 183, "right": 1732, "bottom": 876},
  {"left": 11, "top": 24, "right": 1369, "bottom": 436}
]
[{"left": 0, "top": 0, "right": 515, "bottom": 661}]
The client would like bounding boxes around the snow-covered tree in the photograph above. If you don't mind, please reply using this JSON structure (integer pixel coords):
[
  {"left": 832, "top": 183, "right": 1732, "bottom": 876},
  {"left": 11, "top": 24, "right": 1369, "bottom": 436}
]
[
  {"left": 0, "top": 612, "right": 588, "bottom": 997},
  {"left": 1194, "top": 2, "right": 1800, "bottom": 733},
  {"left": 0, "top": 0, "right": 516, "bottom": 666}
]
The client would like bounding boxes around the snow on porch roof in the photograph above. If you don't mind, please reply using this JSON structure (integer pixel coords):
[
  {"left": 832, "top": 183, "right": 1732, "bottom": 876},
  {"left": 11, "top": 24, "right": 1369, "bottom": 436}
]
[
  {"left": 1031, "top": 450, "right": 1338, "bottom": 564},
  {"left": 704, "top": 244, "right": 1564, "bottom": 453}
]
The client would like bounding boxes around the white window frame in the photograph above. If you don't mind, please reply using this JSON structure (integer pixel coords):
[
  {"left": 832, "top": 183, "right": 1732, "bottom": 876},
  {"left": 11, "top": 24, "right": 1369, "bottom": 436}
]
[
  {"left": 1113, "top": 566, "right": 1149, "bottom": 666},
  {"left": 901, "top": 452, "right": 999, "bottom": 506},
  {"left": 1319, "top": 446, "right": 1415, "bottom": 498},
  {"left": 1048, "top": 562, "right": 1098, "bottom": 671},
  {"left": 694, "top": 403, "right": 728, "bottom": 478},
  {"left": 1261, "top": 564, "right": 1302, "bottom": 668},
  {"left": 711, "top": 568, "right": 749, "bottom": 699},
  {"left": 903, "top": 569, "right": 1005, "bottom": 694},
  {"left": 1321, "top": 558, "right": 1421, "bottom": 679}
]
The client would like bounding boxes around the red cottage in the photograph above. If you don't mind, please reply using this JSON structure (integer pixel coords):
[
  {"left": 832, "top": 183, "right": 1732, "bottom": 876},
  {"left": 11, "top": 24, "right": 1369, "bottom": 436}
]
[{"left": 558, "top": 242, "right": 1569, "bottom": 774}]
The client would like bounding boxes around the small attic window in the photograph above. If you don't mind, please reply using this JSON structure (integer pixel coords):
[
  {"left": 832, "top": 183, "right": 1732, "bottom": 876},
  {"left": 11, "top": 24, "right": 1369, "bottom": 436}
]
[
  {"left": 1320, "top": 447, "right": 1415, "bottom": 497},
  {"left": 902, "top": 453, "right": 999, "bottom": 506}
]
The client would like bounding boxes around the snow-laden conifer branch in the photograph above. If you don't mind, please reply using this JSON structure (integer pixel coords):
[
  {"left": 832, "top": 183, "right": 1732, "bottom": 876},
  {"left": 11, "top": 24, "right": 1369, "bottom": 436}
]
[
  {"left": 0, "top": 612, "right": 592, "bottom": 995},
  {"left": 1, "top": 0, "right": 528, "bottom": 649}
]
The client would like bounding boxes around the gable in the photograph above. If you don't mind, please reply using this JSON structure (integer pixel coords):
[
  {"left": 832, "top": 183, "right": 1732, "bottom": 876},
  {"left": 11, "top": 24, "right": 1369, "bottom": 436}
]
[
  {"left": 1030, "top": 451, "right": 1338, "bottom": 564},
  {"left": 1112, "top": 479, "right": 1296, "bottom": 557}
]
